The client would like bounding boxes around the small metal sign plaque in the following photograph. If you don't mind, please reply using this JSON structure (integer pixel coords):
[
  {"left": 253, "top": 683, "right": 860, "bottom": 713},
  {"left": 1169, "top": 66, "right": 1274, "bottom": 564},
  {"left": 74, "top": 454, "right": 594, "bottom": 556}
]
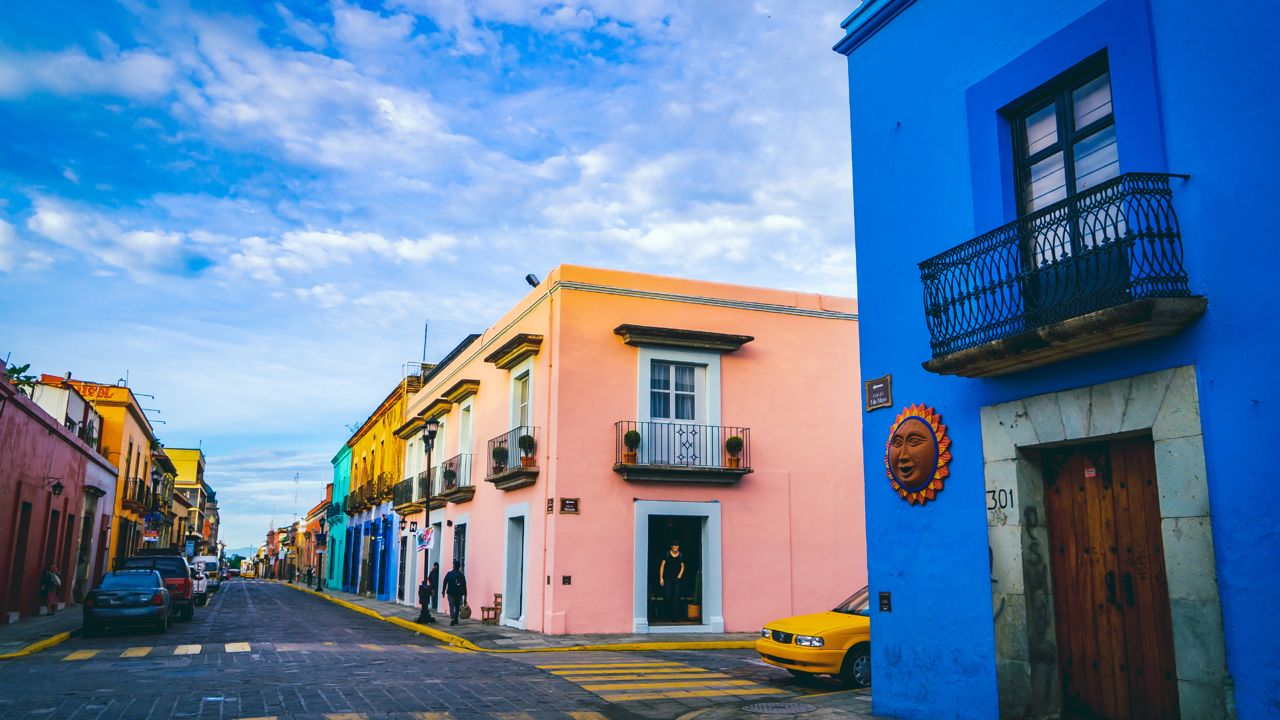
[
  {"left": 865, "top": 375, "right": 893, "bottom": 411},
  {"left": 559, "top": 498, "right": 580, "bottom": 514},
  {"left": 547, "top": 498, "right": 555, "bottom": 514},
  {"left": 879, "top": 591, "right": 892, "bottom": 612}
]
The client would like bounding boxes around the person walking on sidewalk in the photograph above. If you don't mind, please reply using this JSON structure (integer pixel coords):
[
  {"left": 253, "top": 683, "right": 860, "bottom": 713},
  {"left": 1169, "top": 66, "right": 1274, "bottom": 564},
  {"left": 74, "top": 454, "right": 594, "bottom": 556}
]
[
  {"left": 427, "top": 562, "right": 440, "bottom": 611},
  {"left": 40, "top": 564, "right": 61, "bottom": 615},
  {"left": 442, "top": 560, "right": 467, "bottom": 626},
  {"left": 416, "top": 577, "right": 437, "bottom": 624},
  {"left": 659, "top": 542, "right": 684, "bottom": 622}
]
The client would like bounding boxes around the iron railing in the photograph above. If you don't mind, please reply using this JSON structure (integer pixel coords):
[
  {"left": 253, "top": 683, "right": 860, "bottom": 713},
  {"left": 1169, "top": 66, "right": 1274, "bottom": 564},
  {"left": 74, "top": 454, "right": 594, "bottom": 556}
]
[
  {"left": 614, "top": 422, "right": 751, "bottom": 470},
  {"left": 918, "top": 173, "right": 1191, "bottom": 357},
  {"left": 440, "top": 454, "right": 472, "bottom": 492},
  {"left": 121, "top": 478, "right": 155, "bottom": 511},
  {"left": 392, "top": 478, "right": 415, "bottom": 508},
  {"left": 416, "top": 470, "right": 432, "bottom": 502},
  {"left": 485, "top": 426, "right": 540, "bottom": 477},
  {"left": 327, "top": 500, "right": 344, "bottom": 520}
]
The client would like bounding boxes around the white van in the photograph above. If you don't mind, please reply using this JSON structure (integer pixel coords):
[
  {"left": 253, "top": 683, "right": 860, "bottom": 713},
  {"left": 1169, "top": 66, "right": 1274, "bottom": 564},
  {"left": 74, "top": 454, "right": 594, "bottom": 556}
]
[{"left": 190, "top": 556, "right": 221, "bottom": 600}]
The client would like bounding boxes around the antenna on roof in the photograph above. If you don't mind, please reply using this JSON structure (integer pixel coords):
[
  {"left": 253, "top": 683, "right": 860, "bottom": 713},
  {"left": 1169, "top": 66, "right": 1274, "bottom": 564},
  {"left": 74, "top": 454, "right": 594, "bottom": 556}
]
[{"left": 422, "top": 322, "right": 429, "bottom": 363}]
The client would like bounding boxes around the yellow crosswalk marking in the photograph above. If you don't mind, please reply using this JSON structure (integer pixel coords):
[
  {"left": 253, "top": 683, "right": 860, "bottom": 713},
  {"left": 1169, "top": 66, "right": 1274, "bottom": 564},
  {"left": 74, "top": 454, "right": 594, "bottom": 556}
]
[
  {"left": 409, "top": 714, "right": 454, "bottom": 720},
  {"left": 120, "top": 647, "right": 151, "bottom": 658},
  {"left": 567, "top": 713, "right": 608, "bottom": 720},
  {"left": 226, "top": 643, "right": 251, "bottom": 653},
  {"left": 173, "top": 645, "right": 201, "bottom": 655},
  {"left": 275, "top": 645, "right": 298, "bottom": 651},
  {"left": 323, "top": 642, "right": 335, "bottom": 645},
  {"left": 358, "top": 644, "right": 384, "bottom": 651},
  {"left": 240, "top": 717, "right": 277, "bottom": 720},
  {"left": 551, "top": 667, "right": 712, "bottom": 676},
  {"left": 601, "top": 688, "right": 791, "bottom": 702},
  {"left": 325, "top": 715, "right": 368, "bottom": 720},
  {"left": 62, "top": 650, "right": 100, "bottom": 661},
  {"left": 563, "top": 666, "right": 732, "bottom": 676},
  {"left": 582, "top": 679, "right": 758, "bottom": 691},
  {"left": 538, "top": 662, "right": 683, "bottom": 669},
  {"left": 491, "top": 714, "right": 534, "bottom": 720}
]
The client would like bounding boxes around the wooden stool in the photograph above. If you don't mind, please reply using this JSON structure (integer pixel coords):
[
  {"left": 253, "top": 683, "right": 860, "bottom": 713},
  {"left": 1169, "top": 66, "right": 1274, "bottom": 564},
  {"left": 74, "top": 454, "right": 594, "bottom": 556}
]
[{"left": 481, "top": 593, "right": 503, "bottom": 625}]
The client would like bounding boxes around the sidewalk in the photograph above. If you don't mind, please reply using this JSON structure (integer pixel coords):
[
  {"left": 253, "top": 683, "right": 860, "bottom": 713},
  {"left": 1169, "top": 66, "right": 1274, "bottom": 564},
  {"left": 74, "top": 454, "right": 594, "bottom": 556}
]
[
  {"left": 680, "top": 690, "right": 884, "bottom": 720},
  {"left": 0, "top": 607, "right": 81, "bottom": 658},
  {"left": 304, "top": 583, "right": 758, "bottom": 650}
]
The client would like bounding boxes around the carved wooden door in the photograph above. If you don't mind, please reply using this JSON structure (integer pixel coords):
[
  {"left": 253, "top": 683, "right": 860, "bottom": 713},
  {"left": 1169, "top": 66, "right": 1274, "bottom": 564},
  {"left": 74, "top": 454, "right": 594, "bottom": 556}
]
[{"left": 1043, "top": 436, "right": 1180, "bottom": 720}]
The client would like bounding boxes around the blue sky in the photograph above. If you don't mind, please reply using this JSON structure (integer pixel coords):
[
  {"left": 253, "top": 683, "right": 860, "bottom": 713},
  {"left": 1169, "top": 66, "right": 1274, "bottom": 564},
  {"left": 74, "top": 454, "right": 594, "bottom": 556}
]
[{"left": 0, "top": 0, "right": 855, "bottom": 549}]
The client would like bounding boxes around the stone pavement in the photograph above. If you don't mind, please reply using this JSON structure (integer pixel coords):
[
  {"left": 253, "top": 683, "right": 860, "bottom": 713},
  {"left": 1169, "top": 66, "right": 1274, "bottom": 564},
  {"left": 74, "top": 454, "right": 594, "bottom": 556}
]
[
  {"left": 0, "top": 604, "right": 82, "bottom": 655},
  {"left": 314, "top": 586, "right": 758, "bottom": 650},
  {"left": 675, "top": 691, "right": 884, "bottom": 720}
]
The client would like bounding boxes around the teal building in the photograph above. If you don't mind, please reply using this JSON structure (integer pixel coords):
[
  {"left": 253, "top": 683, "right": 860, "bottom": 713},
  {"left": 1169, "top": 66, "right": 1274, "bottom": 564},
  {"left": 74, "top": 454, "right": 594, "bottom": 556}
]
[{"left": 327, "top": 444, "right": 352, "bottom": 591}]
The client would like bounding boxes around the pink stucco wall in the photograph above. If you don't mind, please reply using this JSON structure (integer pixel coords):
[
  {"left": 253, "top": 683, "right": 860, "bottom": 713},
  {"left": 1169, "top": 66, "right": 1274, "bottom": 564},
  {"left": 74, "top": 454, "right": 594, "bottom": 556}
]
[{"left": 406, "top": 264, "right": 865, "bottom": 634}]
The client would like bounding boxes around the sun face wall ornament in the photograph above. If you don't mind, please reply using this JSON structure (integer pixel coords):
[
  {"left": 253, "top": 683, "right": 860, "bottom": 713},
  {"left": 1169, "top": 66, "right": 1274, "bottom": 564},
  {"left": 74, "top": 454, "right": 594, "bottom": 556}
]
[{"left": 885, "top": 404, "right": 952, "bottom": 505}]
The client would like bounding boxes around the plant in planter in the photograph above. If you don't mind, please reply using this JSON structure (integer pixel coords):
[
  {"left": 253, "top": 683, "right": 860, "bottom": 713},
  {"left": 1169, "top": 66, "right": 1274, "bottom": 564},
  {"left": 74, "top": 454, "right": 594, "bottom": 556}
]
[
  {"left": 491, "top": 445, "right": 509, "bottom": 474},
  {"left": 442, "top": 468, "right": 457, "bottom": 488},
  {"left": 688, "top": 569, "right": 703, "bottom": 621},
  {"left": 518, "top": 434, "right": 537, "bottom": 467},
  {"left": 725, "top": 435, "right": 744, "bottom": 468},
  {"left": 622, "top": 430, "right": 641, "bottom": 464}
]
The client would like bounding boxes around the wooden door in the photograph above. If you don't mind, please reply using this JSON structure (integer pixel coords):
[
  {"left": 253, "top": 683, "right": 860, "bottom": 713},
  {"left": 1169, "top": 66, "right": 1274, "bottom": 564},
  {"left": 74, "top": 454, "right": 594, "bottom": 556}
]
[{"left": 1043, "top": 436, "right": 1180, "bottom": 720}]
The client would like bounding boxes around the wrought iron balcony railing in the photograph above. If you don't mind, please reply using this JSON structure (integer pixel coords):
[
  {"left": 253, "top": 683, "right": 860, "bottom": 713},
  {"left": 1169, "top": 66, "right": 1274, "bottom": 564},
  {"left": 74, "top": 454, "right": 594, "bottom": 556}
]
[
  {"left": 417, "top": 470, "right": 432, "bottom": 501},
  {"left": 614, "top": 421, "right": 751, "bottom": 470},
  {"left": 486, "top": 426, "right": 539, "bottom": 477},
  {"left": 440, "top": 454, "right": 472, "bottom": 492},
  {"left": 918, "top": 173, "right": 1192, "bottom": 358},
  {"left": 392, "top": 478, "right": 414, "bottom": 508}
]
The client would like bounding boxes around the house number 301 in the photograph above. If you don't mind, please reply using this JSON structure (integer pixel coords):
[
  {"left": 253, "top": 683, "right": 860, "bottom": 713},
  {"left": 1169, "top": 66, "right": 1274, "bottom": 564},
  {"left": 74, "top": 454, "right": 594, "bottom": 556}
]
[{"left": 987, "top": 489, "right": 1014, "bottom": 510}]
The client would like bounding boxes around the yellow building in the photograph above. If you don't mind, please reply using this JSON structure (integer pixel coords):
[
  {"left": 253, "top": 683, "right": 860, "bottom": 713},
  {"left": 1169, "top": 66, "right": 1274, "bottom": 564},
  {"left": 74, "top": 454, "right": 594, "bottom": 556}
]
[{"left": 166, "top": 448, "right": 211, "bottom": 556}]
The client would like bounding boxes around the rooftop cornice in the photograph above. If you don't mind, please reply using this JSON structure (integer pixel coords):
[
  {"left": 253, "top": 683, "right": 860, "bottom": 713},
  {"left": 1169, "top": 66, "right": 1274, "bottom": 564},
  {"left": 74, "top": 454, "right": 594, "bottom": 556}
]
[
  {"left": 613, "top": 324, "right": 755, "bottom": 353},
  {"left": 441, "top": 378, "right": 481, "bottom": 404},
  {"left": 483, "top": 333, "right": 544, "bottom": 370},
  {"left": 833, "top": 0, "right": 918, "bottom": 56}
]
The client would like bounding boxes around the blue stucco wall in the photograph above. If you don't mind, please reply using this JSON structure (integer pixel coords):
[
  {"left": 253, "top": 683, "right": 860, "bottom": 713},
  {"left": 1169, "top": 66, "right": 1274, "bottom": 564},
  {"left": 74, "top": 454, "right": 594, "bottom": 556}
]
[{"left": 838, "top": 1, "right": 1280, "bottom": 718}]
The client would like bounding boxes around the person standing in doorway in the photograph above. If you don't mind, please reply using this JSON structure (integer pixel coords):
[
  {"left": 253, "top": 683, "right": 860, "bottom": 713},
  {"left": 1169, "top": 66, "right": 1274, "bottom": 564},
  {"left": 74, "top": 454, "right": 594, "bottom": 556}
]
[
  {"left": 416, "top": 575, "right": 437, "bottom": 624},
  {"left": 442, "top": 560, "right": 467, "bottom": 626},
  {"left": 427, "top": 562, "right": 440, "bottom": 611},
  {"left": 659, "top": 543, "right": 684, "bottom": 622},
  {"left": 40, "top": 564, "right": 61, "bottom": 615}
]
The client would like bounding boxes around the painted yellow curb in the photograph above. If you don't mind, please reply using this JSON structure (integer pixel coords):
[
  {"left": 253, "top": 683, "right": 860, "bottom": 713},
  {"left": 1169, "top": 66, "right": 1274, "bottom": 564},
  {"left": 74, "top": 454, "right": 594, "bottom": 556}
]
[
  {"left": 279, "top": 583, "right": 755, "bottom": 654},
  {"left": 0, "top": 631, "right": 73, "bottom": 660}
]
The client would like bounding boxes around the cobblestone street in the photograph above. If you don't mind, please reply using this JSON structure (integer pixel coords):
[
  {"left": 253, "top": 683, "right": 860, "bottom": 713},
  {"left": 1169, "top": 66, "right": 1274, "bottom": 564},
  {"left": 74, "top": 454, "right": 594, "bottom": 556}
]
[{"left": 0, "top": 581, "right": 844, "bottom": 720}]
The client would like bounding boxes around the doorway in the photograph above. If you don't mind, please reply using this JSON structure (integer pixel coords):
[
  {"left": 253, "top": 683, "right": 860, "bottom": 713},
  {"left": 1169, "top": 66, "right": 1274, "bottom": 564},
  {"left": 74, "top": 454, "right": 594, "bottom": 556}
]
[
  {"left": 1043, "top": 436, "right": 1179, "bottom": 720},
  {"left": 453, "top": 523, "right": 467, "bottom": 573},
  {"left": 647, "top": 515, "right": 703, "bottom": 626},
  {"left": 397, "top": 540, "right": 408, "bottom": 601},
  {"left": 7, "top": 503, "right": 33, "bottom": 617},
  {"left": 504, "top": 516, "right": 525, "bottom": 622}
]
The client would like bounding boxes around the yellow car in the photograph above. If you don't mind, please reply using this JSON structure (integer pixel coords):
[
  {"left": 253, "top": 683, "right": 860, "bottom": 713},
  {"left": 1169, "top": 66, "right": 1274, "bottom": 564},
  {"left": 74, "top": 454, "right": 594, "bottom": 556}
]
[
  {"left": 241, "top": 570, "right": 256, "bottom": 579},
  {"left": 756, "top": 586, "right": 872, "bottom": 687}
]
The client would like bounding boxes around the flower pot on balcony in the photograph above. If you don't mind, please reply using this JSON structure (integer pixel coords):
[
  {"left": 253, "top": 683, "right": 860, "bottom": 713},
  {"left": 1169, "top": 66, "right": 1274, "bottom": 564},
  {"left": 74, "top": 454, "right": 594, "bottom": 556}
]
[
  {"left": 726, "top": 456, "right": 740, "bottom": 469},
  {"left": 492, "top": 464, "right": 506, "bottom": 475},
  {"left": 520, "top": 456, "right": 535, "bottom": 468},
  {"left": 623, "top": 452, "right": 638, "bottom": 464}
]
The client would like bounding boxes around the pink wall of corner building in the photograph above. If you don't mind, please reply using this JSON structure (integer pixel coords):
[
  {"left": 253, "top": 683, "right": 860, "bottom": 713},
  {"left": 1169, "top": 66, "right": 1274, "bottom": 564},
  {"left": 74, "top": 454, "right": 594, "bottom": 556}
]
[{"left": 406, "top": 264, "right": 865, "bottom": 635}]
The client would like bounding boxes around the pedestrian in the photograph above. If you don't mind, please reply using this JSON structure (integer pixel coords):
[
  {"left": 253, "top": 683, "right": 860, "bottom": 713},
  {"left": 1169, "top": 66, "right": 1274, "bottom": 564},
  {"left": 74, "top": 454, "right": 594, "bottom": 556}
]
[
  {"left": 427, "top": 562, "right": 440, "bottom": 610},
  {"left": 40, "top": 563, "right": 61, "bottom": 615},
  {"left": 416, "top": 576, "right": 437, "bottom": 624},
  {"left": 306, "top": 567, "right": 314, "bottom": 588},
  {"left": 441, "top": 560, "right": 467, "bottom": 626},
  {"left": 659, "top": 542, "right": 684, "bottom": 622}
]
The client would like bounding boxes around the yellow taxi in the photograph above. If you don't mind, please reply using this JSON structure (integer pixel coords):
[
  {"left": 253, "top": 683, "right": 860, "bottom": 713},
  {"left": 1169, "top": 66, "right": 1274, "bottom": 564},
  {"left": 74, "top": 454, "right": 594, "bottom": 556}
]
[
  {"left": 241, "top": 569, "right": 256, "bottom": 579},
  {"left": 756, "top": 586, "right": 871, "bottom": 687}
]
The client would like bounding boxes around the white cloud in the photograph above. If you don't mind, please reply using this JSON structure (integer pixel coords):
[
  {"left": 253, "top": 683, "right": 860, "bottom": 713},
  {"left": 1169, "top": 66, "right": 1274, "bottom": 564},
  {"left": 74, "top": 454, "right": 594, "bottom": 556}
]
[
  {"left": 0, "top": 45, "right": 174, "bottom": 100},
  {"left": 226, "top": 229, "right": 458, "bottom": 282}
]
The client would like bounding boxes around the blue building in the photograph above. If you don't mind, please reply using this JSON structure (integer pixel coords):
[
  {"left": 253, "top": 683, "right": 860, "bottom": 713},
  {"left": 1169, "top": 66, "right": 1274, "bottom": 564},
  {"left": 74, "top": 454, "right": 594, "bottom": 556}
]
[
  {"left": 835, "top": 1, "right": 1277, "bottom": 719},
  {"left": 327, "top": 445, "right": 350, "bottom": 592}
]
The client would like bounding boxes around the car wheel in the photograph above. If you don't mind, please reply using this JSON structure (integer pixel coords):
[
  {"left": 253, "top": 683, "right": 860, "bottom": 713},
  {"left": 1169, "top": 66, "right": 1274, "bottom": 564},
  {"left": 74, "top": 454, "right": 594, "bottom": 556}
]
[
  {"left": 840, "top": 644, "right": 871, "bottom": 688},
  {"left": 155, "top": 618, "right": 168, "bottom": 634},
  {"left": 179, "top": 603, "right": 194, "bottom": 622},
  {"left": 786, "top": 669, "right": 816, "bottom": 679}
]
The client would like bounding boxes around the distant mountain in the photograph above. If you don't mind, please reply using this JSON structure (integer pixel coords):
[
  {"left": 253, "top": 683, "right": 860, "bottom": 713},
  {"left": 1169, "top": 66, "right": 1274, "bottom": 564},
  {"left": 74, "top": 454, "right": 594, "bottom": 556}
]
[{"left": 225, "top": 545, "right": 259, "bottom": 559}]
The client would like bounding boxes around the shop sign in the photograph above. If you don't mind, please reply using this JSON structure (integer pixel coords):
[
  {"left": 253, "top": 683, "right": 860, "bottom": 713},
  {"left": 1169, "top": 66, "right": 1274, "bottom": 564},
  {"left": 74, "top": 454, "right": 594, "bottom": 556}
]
[
  {"left": 559, "top": 498, "right": 580, "bottom": 514},
  {"left": 184, "top": 540, "right": 195, "bottom": 555}
]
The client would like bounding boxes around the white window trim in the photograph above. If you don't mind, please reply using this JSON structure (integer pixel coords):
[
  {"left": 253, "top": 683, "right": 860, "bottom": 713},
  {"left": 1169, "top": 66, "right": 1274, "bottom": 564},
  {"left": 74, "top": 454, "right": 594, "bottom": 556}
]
[
  {"left": 632, "top": 500, "right": 723, "bottom": 634},
  {"left": 458, "top": 399, "right": 475, "bottom": 458},
  {"left": 636, "top": 347, "right": 721, "bottom": 427},
  {"left": 509, "top": 356, "right": 535, "bottom": 431},
  {"left": 500, "top": 501, "right": 531, "bottom": 630}
]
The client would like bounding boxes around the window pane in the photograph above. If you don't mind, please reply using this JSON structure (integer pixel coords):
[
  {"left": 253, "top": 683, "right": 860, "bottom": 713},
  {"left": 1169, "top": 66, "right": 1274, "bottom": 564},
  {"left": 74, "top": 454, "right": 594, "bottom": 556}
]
[
  {"left": 1072, "top": 72, "right": 1113, "bottom": 130},
  {"left": 1073, "top": 125, "right": 1120, "bottom": 193},
  {"left": 650, "top": 391, "right": 670, "bottom": 419},
  {"left": 674, "top": 365, "right": 695, "bottom": 393},
  {"left": 1023, "top": 103, "right": 1058, "bottom": 156},
  {"left": 675, "top": 394, "right": 695, "bottom": 421},
  {"left": 650, "top": 362, "right": 670, "bottom": 391},
  {"left": 1022, "top": 151, "right": 1067, "bottom": 212}
]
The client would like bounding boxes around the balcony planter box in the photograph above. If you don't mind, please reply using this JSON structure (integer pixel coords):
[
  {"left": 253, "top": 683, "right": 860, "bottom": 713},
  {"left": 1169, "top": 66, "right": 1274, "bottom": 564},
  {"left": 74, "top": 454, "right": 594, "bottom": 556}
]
[
  {"left": 520, "top": 456, "right": 535, "bottom": 468},
  {"left": 623, "top": 451, "right": 638, "bottom": 464}
]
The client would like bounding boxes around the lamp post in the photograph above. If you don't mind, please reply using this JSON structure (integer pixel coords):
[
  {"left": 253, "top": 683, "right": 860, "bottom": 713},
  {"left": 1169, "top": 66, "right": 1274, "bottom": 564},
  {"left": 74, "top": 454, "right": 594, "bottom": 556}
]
[{"left": 419, "top": 417, "right": 439, "bottom": 624}]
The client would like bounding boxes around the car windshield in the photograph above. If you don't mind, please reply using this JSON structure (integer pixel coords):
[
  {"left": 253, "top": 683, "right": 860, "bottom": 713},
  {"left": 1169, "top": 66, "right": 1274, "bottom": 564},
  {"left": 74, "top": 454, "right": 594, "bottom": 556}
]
[
  {"left": 98, "top": 574, "right": 157, "bottom": 590},
  {"left": 833, "top": 586, "right": 871, "bottom": 616}
]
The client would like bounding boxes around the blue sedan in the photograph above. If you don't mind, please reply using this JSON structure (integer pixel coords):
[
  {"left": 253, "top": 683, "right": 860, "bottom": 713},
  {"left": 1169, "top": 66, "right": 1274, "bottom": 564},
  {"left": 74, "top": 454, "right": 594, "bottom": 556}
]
[{"left": 83, "top": 570, "right": 171, "bottom": 637}]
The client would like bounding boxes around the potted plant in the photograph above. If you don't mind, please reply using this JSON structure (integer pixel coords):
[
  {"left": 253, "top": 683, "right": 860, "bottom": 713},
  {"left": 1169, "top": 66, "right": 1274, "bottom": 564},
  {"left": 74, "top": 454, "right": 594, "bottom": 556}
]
[
  {"left": 518, "top": 434, "right": 537, "bottom": 467},
  {"left": 688, "top": 569, "right": 703, "bottom": 622},
  {"left": 443, "top": 468, "right": 457, "bottom": 488},
  {"left": 623, "top": 430, "right": 641, "bottom": 464},
  {"left": 725, "top": 436, "right": 744, "bottom": 468},
  {"left": 491, "top": 445, "right": 508, "bottom": 474}
]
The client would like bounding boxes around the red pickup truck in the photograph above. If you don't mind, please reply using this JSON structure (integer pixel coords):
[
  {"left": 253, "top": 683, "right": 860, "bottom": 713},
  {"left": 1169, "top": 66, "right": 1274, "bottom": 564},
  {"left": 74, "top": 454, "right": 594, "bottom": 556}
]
[{"left": 121, "top": 555, "right": 197, "bottom": 621}]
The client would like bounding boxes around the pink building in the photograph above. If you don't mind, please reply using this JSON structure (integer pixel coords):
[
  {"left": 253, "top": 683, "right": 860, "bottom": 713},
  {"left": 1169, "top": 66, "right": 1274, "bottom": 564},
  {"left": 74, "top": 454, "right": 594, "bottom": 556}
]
[{"left": 396, "top": 265, "right": 865, "bottom": 634}]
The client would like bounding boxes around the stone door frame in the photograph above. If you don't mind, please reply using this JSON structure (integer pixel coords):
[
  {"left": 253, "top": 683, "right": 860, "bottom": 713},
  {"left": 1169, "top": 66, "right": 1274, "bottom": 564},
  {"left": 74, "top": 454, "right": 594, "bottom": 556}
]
[{"left": 982, "top": 366, "right": 1233, "bottom": 720}]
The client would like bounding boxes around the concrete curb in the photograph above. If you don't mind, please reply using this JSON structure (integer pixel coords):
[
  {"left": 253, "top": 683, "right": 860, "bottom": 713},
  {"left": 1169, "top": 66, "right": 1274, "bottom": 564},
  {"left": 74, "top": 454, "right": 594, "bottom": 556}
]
[
  {"left": 276, "top": 581, "right": 756, "bottom": 653},
  {"left": 0, "top": 627, "right": 78, "bottom": 661}
]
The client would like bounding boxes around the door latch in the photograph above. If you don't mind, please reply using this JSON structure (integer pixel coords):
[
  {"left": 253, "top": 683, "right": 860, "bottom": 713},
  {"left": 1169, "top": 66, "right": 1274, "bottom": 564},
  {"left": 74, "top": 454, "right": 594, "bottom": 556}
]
[{"left": 1105, "top": 571, "right": 1116, "bottom": 605}]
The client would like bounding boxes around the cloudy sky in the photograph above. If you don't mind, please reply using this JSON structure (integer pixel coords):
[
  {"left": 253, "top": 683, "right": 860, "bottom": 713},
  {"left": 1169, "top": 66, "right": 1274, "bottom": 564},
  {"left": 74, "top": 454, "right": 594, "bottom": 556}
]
[{"left": 0, "top": 0, "right": 856, "bottom": 549}]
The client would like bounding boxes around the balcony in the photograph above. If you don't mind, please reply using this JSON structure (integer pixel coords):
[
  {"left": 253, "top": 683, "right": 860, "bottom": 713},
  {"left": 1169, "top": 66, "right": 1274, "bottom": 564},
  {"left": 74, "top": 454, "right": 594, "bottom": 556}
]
[
  {"left": 612, "top": 422, "right": 752, "bottom": 484},
  {"left": 392, "top": 478, "right": 423, "bottom": 514},
  {"left": 484, "top": 426, "right": 540, "bottom": 491},
  {"left": 326, "top": 501, "right": 344, "bottom": 521},
  {"left": 437, "top": 454, "right": 475, "bottom": 504},
  {"left": 418, "top": 470, "right": 445, "bottom": 510},
  {"left": 918, "top": 173, "right": 1206, "bottom": 377},
  {"left": 121, "top": 479, "right": 152, "bottom": 512}
]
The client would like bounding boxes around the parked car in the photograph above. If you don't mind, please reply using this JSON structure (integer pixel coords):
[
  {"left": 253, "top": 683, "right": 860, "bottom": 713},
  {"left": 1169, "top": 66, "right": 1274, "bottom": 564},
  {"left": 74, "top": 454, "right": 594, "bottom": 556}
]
[
  {"left": 192, "top": 556, "right": 221, "bottom": 595},
  {"left": 228, "top": 568, "right": 240, "bottom": 578},
  {"left": 756, "top": 586, "right": 872, "bottom": 687},
  {"left": 83, "top": 570, "right": 171, "bottom": 637},
  {"left": 191, "top": 565, "right": 208, "bottom": 605},
  {"left": 120, "top": 554, "right": 196, "bottom": 621},
  {"left": 241, "top": 569, "right": 256, "bottom": 578}
]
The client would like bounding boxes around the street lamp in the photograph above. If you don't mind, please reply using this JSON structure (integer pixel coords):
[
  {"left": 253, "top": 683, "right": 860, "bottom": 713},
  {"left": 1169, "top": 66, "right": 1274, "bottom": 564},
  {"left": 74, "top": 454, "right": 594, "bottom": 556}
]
[{"left": 418, "top": 416, "right": 440, "bottom": 625}]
